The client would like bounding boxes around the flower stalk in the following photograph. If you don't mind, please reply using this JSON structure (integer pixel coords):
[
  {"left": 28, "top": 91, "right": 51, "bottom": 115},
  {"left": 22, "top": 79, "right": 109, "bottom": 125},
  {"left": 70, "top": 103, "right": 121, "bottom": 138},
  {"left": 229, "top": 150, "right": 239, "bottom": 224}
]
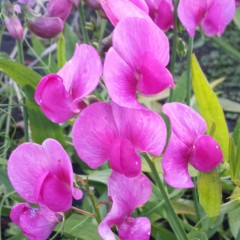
[{"left": 186, "top": 37, "right": 193, "bottom": 106}]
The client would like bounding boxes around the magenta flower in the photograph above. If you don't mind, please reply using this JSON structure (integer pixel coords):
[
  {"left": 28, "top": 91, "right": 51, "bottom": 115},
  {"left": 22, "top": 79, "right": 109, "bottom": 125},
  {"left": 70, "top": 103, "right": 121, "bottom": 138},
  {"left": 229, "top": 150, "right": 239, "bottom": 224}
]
[
  {"left": 104, "top": 17, "right": 173, "bottom": 108},
  {"left": 73, "top": 102, "right": 166, "bottom": 177},
  {"left": 162, "top": 103, "right": 223, "bottom": 188},
  {"left": 178, "top": 0, "right": 235, "bottom": 37},
  {"left": 28, "top": 16, "right": 64, "bottom": 39},
  {"left": 35, "top": 44, "right": 102, "bottom": 123},
  {"left": 145, "top": 0, "right": 174, "bottom": 31},
  {"left": 98, "top": 171, "right": 152, "bottom": 240},
  {"left": 8, "top": 138, "right": 82, "bottom": 212},
  {"left": 10, "top": 203, "right": 61, "bottom": 240},
  {"left": 4, "top": 15, "right": 23, "bottom": 40},
  {"left": 98, "top": 0, "right": 150, "bottom": 26},
  {"left": 47, "top": 0, "right": 75, "bottom": 21}
]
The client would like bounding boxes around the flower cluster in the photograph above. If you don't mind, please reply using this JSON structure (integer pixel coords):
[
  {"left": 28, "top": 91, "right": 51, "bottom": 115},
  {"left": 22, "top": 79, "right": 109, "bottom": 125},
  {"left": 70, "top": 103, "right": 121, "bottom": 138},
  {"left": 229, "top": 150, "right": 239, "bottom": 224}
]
[{"left": 7, "top": 0, "right": 233, "bottom": 239}]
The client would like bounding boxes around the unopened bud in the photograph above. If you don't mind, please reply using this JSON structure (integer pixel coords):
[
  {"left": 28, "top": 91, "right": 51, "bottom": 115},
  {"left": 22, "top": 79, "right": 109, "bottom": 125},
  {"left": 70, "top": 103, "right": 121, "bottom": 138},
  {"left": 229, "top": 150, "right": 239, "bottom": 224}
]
[
  {"left": 84, "top": 0, "right": 101, "bottom": 10},
  {"left": 28, "top": 16, "right": 64, "bottom": 39},
  {"left": 4, "top": 15, "right": 23, "bottom": 40},
  {"left": 47, "top": 0, "right": 72, "bottom": 21}
]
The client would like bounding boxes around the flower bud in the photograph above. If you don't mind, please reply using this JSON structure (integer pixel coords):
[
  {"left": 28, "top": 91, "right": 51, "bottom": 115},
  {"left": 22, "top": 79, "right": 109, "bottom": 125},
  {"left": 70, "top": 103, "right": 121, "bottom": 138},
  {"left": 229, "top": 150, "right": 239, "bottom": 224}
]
[
  {"left": 4, "top": 15, "right": 23, "bottom": 40},
  {"left": 84, "top": 0, "right": 101, "bottom": 10},
  {"left": 28, "top": 16, "right": 64, "bottom": 39}
]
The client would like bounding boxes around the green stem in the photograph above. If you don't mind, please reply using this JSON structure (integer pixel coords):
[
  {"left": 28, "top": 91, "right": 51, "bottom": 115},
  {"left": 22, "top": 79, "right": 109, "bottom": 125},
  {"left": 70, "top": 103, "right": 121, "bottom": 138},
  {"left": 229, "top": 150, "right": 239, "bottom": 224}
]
[
  {"left": 186, "top": 37, "right": 193, "bottom": 106},
  {"left": 168, "top": 0, "right": 179, "bottom": 102},
  {"left": 71, "top": 206, "right": 96, "bottom": 218},
  {"left": 98, "top": 19, "right": 107, "bottom": 49},
  {"left": 143, "top": 154, "right": 189, "bottom": 240},
  {"left": 79, "top": 2, "right": 89, "bottom": 44},
  {"left": 17, "top": 40, "right": 29, "bottom": 142}
]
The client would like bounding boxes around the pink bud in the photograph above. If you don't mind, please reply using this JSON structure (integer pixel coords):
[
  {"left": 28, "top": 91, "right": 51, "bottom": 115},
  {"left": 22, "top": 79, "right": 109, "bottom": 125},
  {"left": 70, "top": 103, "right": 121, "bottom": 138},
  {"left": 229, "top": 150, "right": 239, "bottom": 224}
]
[
  {"left": 28, "top": 16, "right": 64, "bottom": 39},
  {"left": 4, "top": 15, "right": 23, "bottom": 40},
  {"left": 84, "top": 0, "right": 101, "bottom": 10}
]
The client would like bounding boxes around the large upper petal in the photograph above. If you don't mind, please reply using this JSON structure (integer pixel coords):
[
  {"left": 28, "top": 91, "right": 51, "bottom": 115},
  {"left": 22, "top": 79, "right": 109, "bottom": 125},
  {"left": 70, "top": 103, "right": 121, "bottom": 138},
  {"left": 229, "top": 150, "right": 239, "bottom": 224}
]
[
  {"left": 98, "top": 0, "right": 150, "bottom": 26},
  {"left": 34, "top": 73, "right": 76, "bottom": 123},
  {"left": 162, "top": 133, "right": 194, "bottom": 188},
  {"left": 72, "top": 102, "right": 118, "bottom": 168},
  {"left": 8, "top": 139, "right": 78, "bottom": 211},
  {"left": 103, "top": 48, "right": 140, "bottom": 108},
  {"left": 10, "top": 203, "right": 61, "bottom": 240},
  {"left": 58, "top": 44, "right": 102, "bottom": 100},
  {"left": 98, "top": 171, "right": 152, "bottom": 240},
  {"left": 113, "top": 17, "right": 170, "bottom": 69},
  {"left": 178, "top": 0, "right": 207, "bottom": 36},
  {"left": 111, "top": 102, "right": 167, "bottom": 156},
  {"left": 162, "top": 102, "right": 207, "bottom": 146}
]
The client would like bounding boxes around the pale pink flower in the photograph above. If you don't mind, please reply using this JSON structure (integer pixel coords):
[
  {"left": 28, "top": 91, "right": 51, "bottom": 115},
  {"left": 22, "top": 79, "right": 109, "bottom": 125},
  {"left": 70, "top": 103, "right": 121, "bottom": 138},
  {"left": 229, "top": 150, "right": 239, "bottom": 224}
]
[
  {"left": 72, "top": 102, "right": 166, "bottom": 177},
  {"left": 162, "top": 103, "right": 223, "bottom": 188},
  {"left": 178, "top": 0, "right": 235, "bottom": 37},
  {"left": 35, "top": 44, "right": 102, "bottom": 123},
  {"left": 4, "top": 15, "right": 23, "bottom": 40},
  {"left": 98, "top": 171, "right": 152, "bottom": 240}
]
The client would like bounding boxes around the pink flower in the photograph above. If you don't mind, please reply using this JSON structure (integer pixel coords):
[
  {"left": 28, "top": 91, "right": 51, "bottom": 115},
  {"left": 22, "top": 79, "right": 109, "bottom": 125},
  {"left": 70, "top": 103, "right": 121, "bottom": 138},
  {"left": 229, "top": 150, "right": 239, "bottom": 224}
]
[
  {"left": 104, "top": 17, "right": 174, "bottom": 108},
  {"left": 98, "top": 0, "right": 150, "bottom": 26},
  {"left": 98, "top": 171, "right": 152, "bottom": 240},
  {"left": 47, "top": 0, "right": 80, "bottom": 21},
  {"left": 28, "top": 16, "right": 64, "bottom": 39},
  {"left": 10, "top": 203, "right": 61, "bottom": 240},
  {"left": 162, "top": 103, "right": 223, "bottom": 188},
  {"left": 35, "top": 44, "right": 102, "bottom": 123},
  {"left": 4, "top": 15, "right": 23, "bottom": 40},
  {"left": 145, "top": 0, "right": 174, "bottom": 31},
  {"left": 8, "top": 138, "right": 82, "bottom": 212},
  {"left": 72, "top": 102, "right": 166, "bottom": 177},
  {"left": 178, "top": 0, "right": 235, "bottom": 37}
]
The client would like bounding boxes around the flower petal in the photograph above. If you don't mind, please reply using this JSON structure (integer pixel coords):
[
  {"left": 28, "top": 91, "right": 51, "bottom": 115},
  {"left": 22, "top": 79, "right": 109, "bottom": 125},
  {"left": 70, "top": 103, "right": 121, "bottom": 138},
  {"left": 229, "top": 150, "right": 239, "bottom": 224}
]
[
  {"left": 190, "top": 135, "right": 223, "bottom": 172},
  {"left": 98, "top": 171, "right": 152, "bottom": 239},
  {"left": 98, "top": 0, "right": 149, "bottom": 26},
  {"left": 104, "top": 48, "right": 140, "bottom": 108},
  {"left": 178, "top": 0, "right": 207, "bottom": 36},
  {"left": 110, "top": 138, "right": 142, "bottom": 177},
  {"left": 10, "top": 203, "right": 61, "bottom": 240},
  {"left": 162, "top": 102, "right": 207, "bottom": 146},
  {"left": 113, "top": 17, "right": 170, "bottom": 69},
  {"left": 72, "top": 102, "right": 118, "bottom": 168},
  {"left": 34, "top": 73, "right": 75, "bottom": 123},
  {"left": 137, "top": 52, "right": 174, "bottom": 95},
  {"left": 111, "top": 102, "right": 167, "bottom": 156},
  {"left": 118, "top": 217, "right": 151, "bottom": 240},
  {"left": 58, "top": 44, "right": 102, "bottom": 100},
  {"left": 162, "top": 133, "right": 194, "bottom": 188}
]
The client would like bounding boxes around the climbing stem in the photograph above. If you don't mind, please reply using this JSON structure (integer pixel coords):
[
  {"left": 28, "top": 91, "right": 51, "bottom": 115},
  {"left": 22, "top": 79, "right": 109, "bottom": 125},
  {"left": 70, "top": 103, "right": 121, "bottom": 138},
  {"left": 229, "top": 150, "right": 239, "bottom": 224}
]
[
  {"left": 186, "top": 37, "right": 193, "bottom": 106},
  {"left": 143, "top": 154, "right": 189, "bottom": 240}
]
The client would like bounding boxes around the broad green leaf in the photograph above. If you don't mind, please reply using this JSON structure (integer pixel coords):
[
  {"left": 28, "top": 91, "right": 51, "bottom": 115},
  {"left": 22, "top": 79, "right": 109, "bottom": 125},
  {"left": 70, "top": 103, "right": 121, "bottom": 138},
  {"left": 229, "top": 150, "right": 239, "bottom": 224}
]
[
  {"left": 234, "top": 8, "right": 240, "bottom": 29},
  {"left": 57, "top": 33, "right": 66, "bottom": 69},
  {"left": 79, "top": 169, "right": 111, "bottom": 185},
  {"left": 172, "top": 199, "right": 196, "bottom": 215},
  {"left": 0, "top": 167, "right": 13, "bottom": 192},
  {"left": 218, "top": 98, "right": 240, "bottom": 113},
  {"left": 191, "top": 54, "right": 229, "bottom": 161},
  {"left": 152, "top": 225, "right": 177, "bottom": 240},
  {"left": 228, "top": 205, "right": 240, "bottom": 239},
  {"left": 0, "top": 59, "right": 41, "bottom": 87},
  {"left": 24, "top": 86, "right": 65, "bottom": 145},
  {"left": 197, "top": 169, "right": 222, "bottom": 217},
  {"left": 188, "top": 231, "right": 208, "bottom": 240},
  {"left": 171, "top": 71, "right": 187, "bottom": 103},
  {"left": 60, "top": 214, "right": 101, "bottom": 239}
]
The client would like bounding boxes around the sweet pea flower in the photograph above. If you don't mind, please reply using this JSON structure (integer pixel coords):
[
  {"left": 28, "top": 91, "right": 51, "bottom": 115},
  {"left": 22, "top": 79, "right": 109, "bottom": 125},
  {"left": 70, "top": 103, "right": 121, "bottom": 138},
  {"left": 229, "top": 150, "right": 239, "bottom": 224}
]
[
  {"left": 8, "top": 138, "right": 82, "bottom": 212},
  {"left": 104, "top": 17, "right": 173, "bottom": 108},
  {"left": 10, "top": 203, "right": 61, "bottom": 240},
  {"left": 35, "top": 44, "right": 102, "bottom": 123},
  {"left": 47, "top": 0, "right": 80, "bottom": 21},
  {"left": 73, "top": 102, "right": 166, "bottom": 177},
  {"left": 178, "top": 0, "right": 235, "bottom": 37},
  {"left": 98, "top": 0, "right": 150, "bottom": 26},
  {"left": 162, "top": 103, "right": 223, "bottom": 188},
  {"left": 145, "top": 0, "right": 174, "bottom": 31},
  {"left": 98, "top": 171, "right": 152, "bottom": 240},
  {"left": 4, "top": 15, "right": 23, "bottom": 40}
]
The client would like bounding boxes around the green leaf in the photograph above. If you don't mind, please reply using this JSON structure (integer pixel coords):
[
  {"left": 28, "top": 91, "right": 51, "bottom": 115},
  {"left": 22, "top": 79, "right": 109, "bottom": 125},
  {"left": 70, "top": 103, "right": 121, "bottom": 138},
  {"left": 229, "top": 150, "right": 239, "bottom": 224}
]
[
  {"left": 197, "top": 169, "right": 222, "bottom": 217},
  {"left": 79, "top": 169, "right": 111, "bottom": 185},
  {"left": 57, "top": 33, "right": 66, "bottom": 69},
  {"left": 24, "top": 85, "right": 65, "bottom": 145},
  {"left": 228, "top": 205, "right": 240, "bottom": 239},
  {"left": 233, "top": 120, "right": 240, "bottom": 145},
  {"left": 234, "top": 8, "right": 240, "bottom": 29},
  {"left": 0, "top": 59, "right": 41, "bottom": 87},
  {"left": 171, "top": 71, "right": 187, "bottom": 103},
  {"left": 191, "top": 54, "right": 229, "bottom": 161},
  {"left": 188, "top": 231, "right": 208, "bottom": 240},
  {"left": 60, "top": 214, "right": 101, "bottom": 239}
]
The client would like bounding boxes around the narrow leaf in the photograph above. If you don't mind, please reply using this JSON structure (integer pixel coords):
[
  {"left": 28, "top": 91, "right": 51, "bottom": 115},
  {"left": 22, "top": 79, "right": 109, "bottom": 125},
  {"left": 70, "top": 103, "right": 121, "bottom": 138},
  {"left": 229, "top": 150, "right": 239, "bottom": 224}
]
[
  {"left": 191, "top": 54, "right": 229, "bottom": 161},
  {"left": 197, "top": 169, "right": 222, "bottom": 217},
  {"left": 171, "top": 71, "right": 187, "bottom": 103},
  {"left": 57, "top": 33, "right": 66, "bottom": 69},
  {"left": 0, "top": 59, "right": 41, "bottom": 87}
]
